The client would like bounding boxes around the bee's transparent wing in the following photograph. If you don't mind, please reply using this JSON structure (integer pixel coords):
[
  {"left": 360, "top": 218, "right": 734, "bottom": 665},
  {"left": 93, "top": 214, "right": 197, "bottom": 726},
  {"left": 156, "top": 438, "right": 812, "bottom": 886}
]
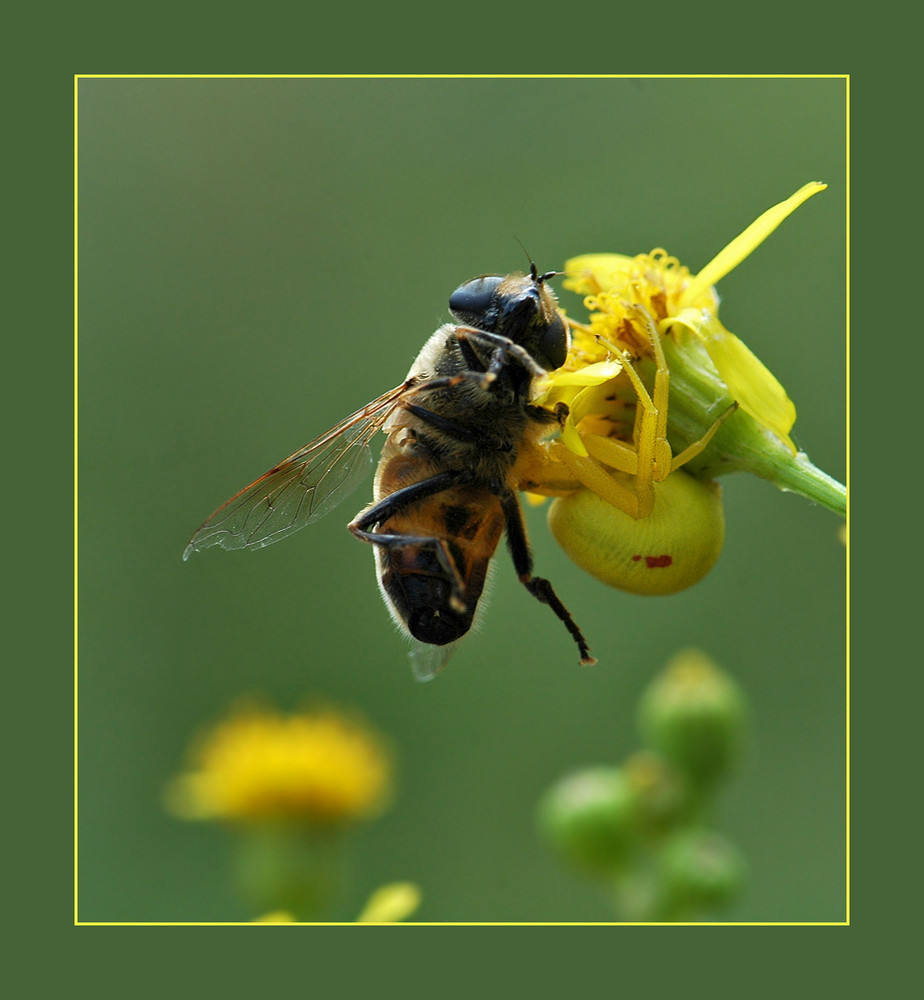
[
  {"left": 408, "top": 640, "right": 461, "bottom": 683},
  {"left": 183, "top": 383, "right": 410, "bottom": 560}
]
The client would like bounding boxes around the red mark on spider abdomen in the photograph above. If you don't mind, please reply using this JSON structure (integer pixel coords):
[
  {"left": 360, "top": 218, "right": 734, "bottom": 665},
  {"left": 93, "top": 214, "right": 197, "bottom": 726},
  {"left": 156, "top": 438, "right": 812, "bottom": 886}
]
[{"left": 632, "top": 554, "right": 673, "bottom": 568}]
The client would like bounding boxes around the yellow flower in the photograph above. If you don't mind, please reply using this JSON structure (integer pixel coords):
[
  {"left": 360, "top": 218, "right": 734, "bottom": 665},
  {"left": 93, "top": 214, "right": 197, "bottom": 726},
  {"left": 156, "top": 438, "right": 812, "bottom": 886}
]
[
  {"left": 355, "top": 882, "right": 422, "bottom": 923},
  {"left": 560, "top": 182, "right": 826, "bottom": 454},
  {"left": 165, "top": 701, "right": 392, "bottom": 826},
  {"left": 248, "top": 883, "right": 422, "bottom": 924},
  {"left": 517, "top": 183, "right": 845, "bottom": 595}
]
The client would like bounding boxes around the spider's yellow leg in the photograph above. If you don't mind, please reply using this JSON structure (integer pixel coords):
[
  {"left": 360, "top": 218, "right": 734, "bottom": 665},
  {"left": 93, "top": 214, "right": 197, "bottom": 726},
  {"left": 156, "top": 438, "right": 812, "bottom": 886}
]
[
  {"left": 596, "top": 330, "right": 658, "bottom": 515},
  {"left": 583, "top": 433, "right": 638, "bottom": 476},
  {"left": 595, "top": 338, "right": 654, "bottom": 451},
  {"left": 670, "top": 401, "right": 740, "bottom": 472},
  {"left": 549, "top": 441, "right": 643, "bottom": 518},
  {"left": 633, "top": 304, "right": 674, "bottom": 481},
  {"left": 513, "top": 439, "right": 583, "bottom": 496}
]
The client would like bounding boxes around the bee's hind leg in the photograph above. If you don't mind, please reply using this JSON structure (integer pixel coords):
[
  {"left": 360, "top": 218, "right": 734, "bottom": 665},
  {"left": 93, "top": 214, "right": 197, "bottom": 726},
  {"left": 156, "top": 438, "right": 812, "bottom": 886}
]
[
  {"left": 348, "top": 469, "right": 470, "bottom": 611},
  {"left": 348, "top": 470, "right": 464, "bottom": 536},
  {"left": 497, "top": 487, "right": 596, "bottom": 666}
]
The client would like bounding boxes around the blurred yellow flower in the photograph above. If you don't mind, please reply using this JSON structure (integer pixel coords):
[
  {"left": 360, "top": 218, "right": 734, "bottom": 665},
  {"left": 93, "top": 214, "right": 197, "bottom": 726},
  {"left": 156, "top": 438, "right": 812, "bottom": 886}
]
[
  {"left": 356, "top": 882, "right": 422, "bottom": 923},
  {"left": 165, "top": 701, "right": 392, "bottom": 826},
  {"left": 253, "top": 910, "right": 296, "bottom": 922}
]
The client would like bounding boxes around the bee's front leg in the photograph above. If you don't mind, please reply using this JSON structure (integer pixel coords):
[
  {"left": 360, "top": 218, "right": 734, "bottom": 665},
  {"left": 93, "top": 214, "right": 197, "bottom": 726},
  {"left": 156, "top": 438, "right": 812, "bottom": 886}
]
[{"left": 454, "top": 326, "right": 548, "bottom": 384}]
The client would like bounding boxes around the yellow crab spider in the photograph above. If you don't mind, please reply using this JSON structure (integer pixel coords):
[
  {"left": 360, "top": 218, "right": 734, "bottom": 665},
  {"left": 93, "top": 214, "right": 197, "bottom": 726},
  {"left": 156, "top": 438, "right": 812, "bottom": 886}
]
[
  {"left": 520, "top": 305, "right": 737, "bottom": 595},
  {"left": 553, "top": 304, "right": 735, "bottom": 517}
]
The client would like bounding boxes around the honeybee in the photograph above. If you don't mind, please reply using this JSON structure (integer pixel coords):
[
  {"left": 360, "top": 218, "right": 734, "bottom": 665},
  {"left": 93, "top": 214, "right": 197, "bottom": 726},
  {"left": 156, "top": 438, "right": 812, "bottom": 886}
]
[{"left": 184, "top": 264, "right": 595, "bottom": 680}]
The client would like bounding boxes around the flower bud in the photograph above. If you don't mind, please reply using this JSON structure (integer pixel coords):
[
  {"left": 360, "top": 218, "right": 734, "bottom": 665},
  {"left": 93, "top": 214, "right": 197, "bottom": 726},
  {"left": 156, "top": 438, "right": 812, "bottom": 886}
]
[
  {"left": 622, "top": 751, "right": 692, "bottom": 836},
  {"left": 659, "top": 829, "right": 746, "bottom": 914},
  {"left": 536, "top": 767, "right": 636, "bottom": 875},
  {"left": 638, "top": 650, "right": 746, "bottom": 790}
]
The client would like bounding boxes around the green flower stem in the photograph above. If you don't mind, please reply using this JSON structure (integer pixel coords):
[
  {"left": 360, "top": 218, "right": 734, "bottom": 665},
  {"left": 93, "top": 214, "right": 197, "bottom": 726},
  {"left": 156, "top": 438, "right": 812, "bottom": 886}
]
[
  {"left": 661, "top": 336, "right": 846, "bottom": 516},
  {"left": 233, "top": 824, "right": 346, "bottom": 920},
  {"left": 759, "top": 449, "right": 847, "bottom": 515}
]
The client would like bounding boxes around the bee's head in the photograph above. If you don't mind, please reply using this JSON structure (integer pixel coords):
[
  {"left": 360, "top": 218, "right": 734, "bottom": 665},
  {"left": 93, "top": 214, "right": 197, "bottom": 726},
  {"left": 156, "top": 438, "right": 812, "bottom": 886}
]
[{"left": 449, "top": 263, "right": 569, "bottom": 371}]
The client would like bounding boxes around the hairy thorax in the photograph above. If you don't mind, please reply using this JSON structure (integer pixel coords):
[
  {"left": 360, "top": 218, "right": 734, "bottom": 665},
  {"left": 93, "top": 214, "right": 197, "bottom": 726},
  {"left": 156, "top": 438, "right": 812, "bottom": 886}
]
[{"left": 376, "top": 324, "right": 540, "bottom": 493}]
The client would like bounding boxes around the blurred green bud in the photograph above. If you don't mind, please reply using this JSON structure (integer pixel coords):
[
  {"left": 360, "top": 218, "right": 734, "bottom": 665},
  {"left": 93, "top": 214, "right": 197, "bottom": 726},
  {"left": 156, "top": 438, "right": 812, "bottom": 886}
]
[
  {"left": 638, "top": 649, "right": 746, "bottom": 790},
  {"left": 537, "top": 767, "right": 636, "bottom": 875},
  {"left": 622, "top": 751, "right": 691, "bottom": 836},
  {"left": 659, "top": 829, "right": 746, "bottom": 915}
]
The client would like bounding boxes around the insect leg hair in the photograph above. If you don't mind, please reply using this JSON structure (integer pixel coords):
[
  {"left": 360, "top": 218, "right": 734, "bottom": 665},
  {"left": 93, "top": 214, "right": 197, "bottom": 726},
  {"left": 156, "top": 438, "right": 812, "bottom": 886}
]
[{"left": 498, "top": 488, "right": 596, "bottom": 666}]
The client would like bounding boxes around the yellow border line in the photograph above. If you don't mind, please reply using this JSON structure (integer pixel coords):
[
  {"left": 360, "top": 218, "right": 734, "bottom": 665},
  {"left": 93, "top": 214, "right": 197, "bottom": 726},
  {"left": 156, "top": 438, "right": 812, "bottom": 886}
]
[
  {"left": 74, "top": 74, "right": 80, "bottom": 926},
  {"left": 76, "top": 921, "right": 848, "bottom": 927},
  {"left": 844, "top": 75, "right": 851, "bottom": 926},
  {"left": 74, "top": 73, "right": 848, "bottom": 80}
]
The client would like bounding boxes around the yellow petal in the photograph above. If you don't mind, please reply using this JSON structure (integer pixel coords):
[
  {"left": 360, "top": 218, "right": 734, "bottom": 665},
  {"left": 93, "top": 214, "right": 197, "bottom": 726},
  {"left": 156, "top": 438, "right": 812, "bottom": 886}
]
[
  {"left": 554, "top": 374, "right": 625, "bottom": 457},
  {"left": 548, "top": 360, "right": 624, "bottom": 386},
  {"left": 569, "top": 380, "right": 621, "bottom": 426},
  {"left": 563, "top": 254, "right": 636, "bottom": 295},
  {"left": 356, "top": 882, "right": 422, "bottom": 923},
  {"left": 534, "top": 360, "right": 623, "bottom": 403},
  {"left": 704, "top": 331, "right": 796, "bottom": 451},
  {"left": 680, "top": 182, "right": 827, "bottom": 307},
  {"left": 667, "top": 309, "right": 797, "bottom": 452},
  {"left": 560, "top": 418, "right": 587, "bottom": 456}
]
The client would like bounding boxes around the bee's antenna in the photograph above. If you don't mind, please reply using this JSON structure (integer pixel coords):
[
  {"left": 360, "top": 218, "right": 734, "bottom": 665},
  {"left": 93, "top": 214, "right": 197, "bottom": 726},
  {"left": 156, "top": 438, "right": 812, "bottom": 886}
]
[
  {"left": 513, "top": 237, "right": 558, "bottom": 286},
  {"left": 513, "top": 236, "right": 537, "bottom": 277}
]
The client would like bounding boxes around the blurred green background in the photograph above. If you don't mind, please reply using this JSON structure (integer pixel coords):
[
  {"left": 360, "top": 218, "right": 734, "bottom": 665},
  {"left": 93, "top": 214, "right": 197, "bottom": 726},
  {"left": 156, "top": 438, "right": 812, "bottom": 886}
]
[{"left": 77, "top": 77, "right": 846, "bottom": 922}]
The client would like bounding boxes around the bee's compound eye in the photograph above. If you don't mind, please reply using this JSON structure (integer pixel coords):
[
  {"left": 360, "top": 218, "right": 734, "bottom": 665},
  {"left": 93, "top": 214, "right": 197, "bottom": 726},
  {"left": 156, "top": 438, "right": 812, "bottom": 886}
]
[
  {"left": 535, "top": 313, "right": 569, "bottom": 371},
  {"left": 449, "top": 275, "right": 504, "bottom": 326}
]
